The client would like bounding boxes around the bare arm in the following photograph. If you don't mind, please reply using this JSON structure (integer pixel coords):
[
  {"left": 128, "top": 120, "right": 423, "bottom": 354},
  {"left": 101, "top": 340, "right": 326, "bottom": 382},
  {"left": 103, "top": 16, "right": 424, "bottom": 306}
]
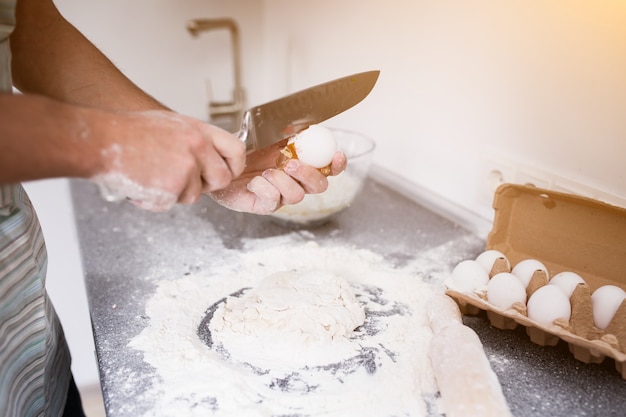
[
  {"left": 0, "top": 93, "right": 104, "bottom": 182},
  {"left": 11, "top": 0, "right": 162, "bottom": 111},
  {"left": 2, "top": 0, "right": 245, "bottom": 206},
  {"left": 0, "top": 92, "right": 246, "bottom": 205},
  {"left": 1, "top": 0, "right": 346, "bottom": 213}
]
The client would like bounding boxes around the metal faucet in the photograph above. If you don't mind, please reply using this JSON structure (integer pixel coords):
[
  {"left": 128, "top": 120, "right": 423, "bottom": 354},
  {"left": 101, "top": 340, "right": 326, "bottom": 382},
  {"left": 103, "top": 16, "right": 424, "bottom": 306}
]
[{"left": 187, "top": 18, "right": 245, "bottom": 129}]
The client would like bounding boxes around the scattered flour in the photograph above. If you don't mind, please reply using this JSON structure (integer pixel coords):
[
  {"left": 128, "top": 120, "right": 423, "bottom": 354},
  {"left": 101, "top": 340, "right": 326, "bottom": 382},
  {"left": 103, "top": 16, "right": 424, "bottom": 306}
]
[{"left": 129, "top": 241, "right": 444, "bottom": 417}]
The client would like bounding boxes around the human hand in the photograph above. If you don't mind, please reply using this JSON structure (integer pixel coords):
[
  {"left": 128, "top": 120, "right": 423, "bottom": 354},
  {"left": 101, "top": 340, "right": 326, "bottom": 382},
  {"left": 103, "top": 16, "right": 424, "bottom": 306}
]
[
  {"left": 91, "top": 110, "right": 246, "bottom": 211},
  {"left": 208, "top": 140, "right": 348, "bottom": 214}
]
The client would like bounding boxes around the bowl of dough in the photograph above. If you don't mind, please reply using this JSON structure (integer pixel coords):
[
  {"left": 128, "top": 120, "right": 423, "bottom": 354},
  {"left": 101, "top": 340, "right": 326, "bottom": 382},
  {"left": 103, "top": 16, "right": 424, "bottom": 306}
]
[{"left": 270, "top": 128, "right": 376, "bottom": 227}]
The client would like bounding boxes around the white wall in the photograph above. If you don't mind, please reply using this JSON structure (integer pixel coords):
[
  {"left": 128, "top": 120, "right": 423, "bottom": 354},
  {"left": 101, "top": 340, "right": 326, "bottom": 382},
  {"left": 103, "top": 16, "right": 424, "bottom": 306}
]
[{"left": 263, "top": 0, "right": 626, "bottom": 221}]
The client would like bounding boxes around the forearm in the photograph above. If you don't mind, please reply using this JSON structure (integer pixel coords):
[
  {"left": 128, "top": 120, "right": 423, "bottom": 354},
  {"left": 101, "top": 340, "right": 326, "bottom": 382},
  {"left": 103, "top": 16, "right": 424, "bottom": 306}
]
[
  {"left": 10, "top": 0, "right": 164, "bottom": 112},
  {"left": 0, "top": 93, "right": 107, "bottom": 183},
  {"left": 0, "top": 92, "right": 248, "bottom": 206}
]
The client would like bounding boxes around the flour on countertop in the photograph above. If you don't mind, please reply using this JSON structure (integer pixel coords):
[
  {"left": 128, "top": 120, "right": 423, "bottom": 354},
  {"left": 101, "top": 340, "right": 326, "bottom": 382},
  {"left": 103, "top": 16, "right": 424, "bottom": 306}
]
[
  {"left": 210, "top": 269, "right": 366, "bottom": 370},
  {"left": 128, "top": 240, "right": 450, "bottom": 417}
]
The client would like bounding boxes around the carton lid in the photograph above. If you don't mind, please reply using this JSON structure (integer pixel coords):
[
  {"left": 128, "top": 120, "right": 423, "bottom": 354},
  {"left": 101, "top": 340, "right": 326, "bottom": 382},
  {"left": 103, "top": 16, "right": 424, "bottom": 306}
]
[{"left": 487, "top": 184, "right": 626, "bottom": 291}]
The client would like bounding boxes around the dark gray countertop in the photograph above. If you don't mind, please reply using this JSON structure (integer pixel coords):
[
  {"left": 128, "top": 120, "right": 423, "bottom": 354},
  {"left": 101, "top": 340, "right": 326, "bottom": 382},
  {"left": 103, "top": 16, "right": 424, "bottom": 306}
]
[{"left": 70, "top": 176, "right": 626, "bottom": 417}]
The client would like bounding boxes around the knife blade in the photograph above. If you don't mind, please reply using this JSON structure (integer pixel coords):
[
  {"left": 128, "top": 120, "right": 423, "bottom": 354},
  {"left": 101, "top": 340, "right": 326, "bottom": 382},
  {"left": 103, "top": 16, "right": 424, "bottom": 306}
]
[{"left": 237, "top": 70, "right": 380, "bottom": 153}]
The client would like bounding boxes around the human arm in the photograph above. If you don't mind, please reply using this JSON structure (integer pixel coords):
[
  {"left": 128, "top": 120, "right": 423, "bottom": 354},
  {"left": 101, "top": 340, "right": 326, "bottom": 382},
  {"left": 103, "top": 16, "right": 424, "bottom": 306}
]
[
  {"left": 0, "top": 93, "right": 246, "bottom": 208},
  {"left": 4, "top": 0, "right": 244, "bottom": 207},
  {"left": 10, "top": 0, "right": 163, "bottom": 111},
  {"left": 3, "top": 0, "right": 346, "bottom": 213}
]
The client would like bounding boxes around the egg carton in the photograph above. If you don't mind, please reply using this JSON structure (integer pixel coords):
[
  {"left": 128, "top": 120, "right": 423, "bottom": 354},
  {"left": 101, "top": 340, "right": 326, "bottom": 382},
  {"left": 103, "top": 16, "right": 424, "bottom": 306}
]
[{"left": 446, "top": 183, "right": 626, "bottom": 379}]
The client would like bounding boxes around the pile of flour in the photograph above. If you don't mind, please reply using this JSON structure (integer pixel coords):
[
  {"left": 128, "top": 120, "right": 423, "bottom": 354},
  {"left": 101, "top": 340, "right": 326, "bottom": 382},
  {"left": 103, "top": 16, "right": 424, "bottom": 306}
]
[
  {"left": 129, "top": 240, "right": 448, "bottom": 417},
  {"left": 210, "top": 269, "right": 367, "bottom": 370}
]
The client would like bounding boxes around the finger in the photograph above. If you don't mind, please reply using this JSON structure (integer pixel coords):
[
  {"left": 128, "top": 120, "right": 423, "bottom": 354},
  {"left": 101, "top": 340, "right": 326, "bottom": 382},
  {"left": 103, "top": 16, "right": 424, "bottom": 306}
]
[
  {"left": 130, "top": 199, "right": 170, "bottom": 212},
  {"left": 177, "top": 174, "right": 203, "bottom": 205},
  {"left": 207, "top": 125, "right": 247, "bottom": 177},
  {"left": 129, "top": 193, "right": 177, "bottom": 212},
  {"left": 261, "top": 168, "right": 305, "bottom": 205},
  {"left": 246, "top": 175, "right": 281, "bottom": 214},
  {"left": 199, "top": 150, "right": 236, "bottom": 192},
  {"left": 329, "top": 151, "right": 348, "bottom": 176},
  {"left": 282, "top": 159, "right": 329, "bottom": 194}
]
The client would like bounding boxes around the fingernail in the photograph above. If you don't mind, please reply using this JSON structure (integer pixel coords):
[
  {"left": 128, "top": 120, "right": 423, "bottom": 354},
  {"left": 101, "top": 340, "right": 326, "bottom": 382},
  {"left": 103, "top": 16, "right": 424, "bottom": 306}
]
[
  {"left": 284, "top": 160, "right": 298, "bottom": 173},
  {"left": 261, "top": 169, "right": 273, "bottom": 180}
]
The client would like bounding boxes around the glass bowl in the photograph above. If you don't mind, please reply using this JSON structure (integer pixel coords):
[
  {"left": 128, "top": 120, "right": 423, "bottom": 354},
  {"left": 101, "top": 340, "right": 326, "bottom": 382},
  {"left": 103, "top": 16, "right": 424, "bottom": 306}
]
[{"left": 270, "top": 128, "right": 376, "bottom": 227}]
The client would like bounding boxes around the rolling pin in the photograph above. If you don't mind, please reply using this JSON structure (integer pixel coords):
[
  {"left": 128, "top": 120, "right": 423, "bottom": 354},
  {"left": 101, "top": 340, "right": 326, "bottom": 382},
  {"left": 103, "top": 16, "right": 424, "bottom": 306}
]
[{"left": 426, "top": 294, "right": 512, "bottom": 417}]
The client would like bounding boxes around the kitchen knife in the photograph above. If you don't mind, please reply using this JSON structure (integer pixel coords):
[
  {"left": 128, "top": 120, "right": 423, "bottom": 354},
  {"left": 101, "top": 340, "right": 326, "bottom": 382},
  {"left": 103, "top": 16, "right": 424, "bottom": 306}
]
[{"left": 237, "top": 70, "right": 380, "bottom": 153}]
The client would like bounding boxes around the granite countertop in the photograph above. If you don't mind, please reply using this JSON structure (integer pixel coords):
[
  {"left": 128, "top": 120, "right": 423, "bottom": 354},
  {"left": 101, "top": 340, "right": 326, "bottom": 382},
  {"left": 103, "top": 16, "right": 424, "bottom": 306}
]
[{"left": 70, "top": 176, "right": 626, "bottom": 417}]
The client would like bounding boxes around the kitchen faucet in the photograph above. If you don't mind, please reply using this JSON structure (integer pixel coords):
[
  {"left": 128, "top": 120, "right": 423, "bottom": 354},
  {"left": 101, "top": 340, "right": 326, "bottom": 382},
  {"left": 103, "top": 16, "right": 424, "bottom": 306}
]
[{"left": 187, "top": 18, "right": 245, "bottom": 130}]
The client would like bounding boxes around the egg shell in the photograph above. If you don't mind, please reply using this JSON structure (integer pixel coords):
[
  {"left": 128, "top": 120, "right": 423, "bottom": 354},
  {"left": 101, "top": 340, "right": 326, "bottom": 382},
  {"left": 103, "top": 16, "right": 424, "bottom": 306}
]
[
  {"left": 475, "top": 250, "right": 510, "bottom": 275},
  {"left": 511, "top": 259, "right": 549, "bottom": 288},
  {"left": 549, "top": 271, "right": 586, "bottom": 298},
  {"left": 591, "top": 285, "right": 626, "bottom": 330},
  {"left": 290, "top": 125, "right": 337, "bottom": 168},
  {"left": 527, "top": 284, "right": 572, "bottom": 326},
  {"left": 487, "top": 272, "right": 527, "bottom": 310},
  {"left": 449, "top": 260, "right": 490, "bottom": 293}
]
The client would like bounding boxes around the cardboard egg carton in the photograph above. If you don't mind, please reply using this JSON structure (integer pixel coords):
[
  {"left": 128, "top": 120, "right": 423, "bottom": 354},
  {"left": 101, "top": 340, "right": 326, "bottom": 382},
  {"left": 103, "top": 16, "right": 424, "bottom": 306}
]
[{"left": 446, "top": 183, "right": 626, "bottom": 379}]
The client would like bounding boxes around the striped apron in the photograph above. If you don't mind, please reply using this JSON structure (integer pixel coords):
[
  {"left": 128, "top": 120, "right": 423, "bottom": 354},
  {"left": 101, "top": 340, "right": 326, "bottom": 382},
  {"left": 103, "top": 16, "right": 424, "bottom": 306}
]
[{"left": 1, "top": 2, "right": 72, "bottom": 416}]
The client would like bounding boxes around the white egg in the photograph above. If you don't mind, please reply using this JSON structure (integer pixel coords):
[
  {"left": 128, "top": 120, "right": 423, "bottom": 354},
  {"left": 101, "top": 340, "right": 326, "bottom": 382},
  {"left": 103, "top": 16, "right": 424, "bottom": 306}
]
[
  {"left": 527, "top": 284, "right": 571, "bottom": 326},
  {"left": 487, "top": 272, "right": 527, "bottom": 310},
  {"left": 475, "top": 249, "right": 510, "bottom": 274},
  {"left": 449, "top": 260, "right": 490, "bottom": 293},
  {"left": 289, "top": 124, "right": 337, "bottom": 168},
  {"left": 511, "top": 259, "right": 549, "bottom": 288},
  {"left": 591, "top": 285, "right": 626, "bottom": 330},
  {"left": 549, "top": 271, "right": 586, "bottom": 298}
]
